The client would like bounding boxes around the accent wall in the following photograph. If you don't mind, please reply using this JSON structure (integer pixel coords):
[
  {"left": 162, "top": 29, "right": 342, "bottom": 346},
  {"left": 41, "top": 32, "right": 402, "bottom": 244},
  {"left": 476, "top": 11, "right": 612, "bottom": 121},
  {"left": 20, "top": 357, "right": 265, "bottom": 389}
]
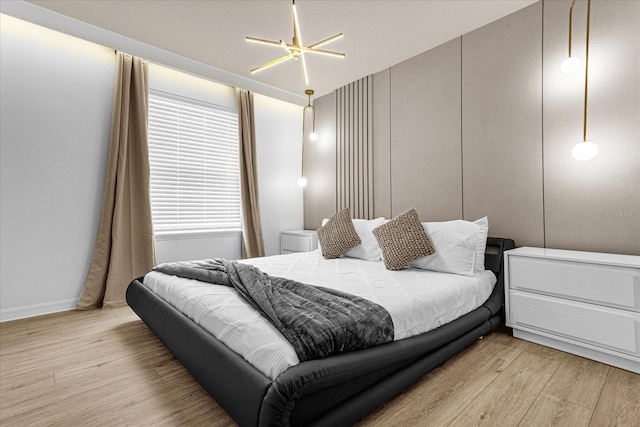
[{"left": 304, "top": 0, "right": 639, "bottom": 256}]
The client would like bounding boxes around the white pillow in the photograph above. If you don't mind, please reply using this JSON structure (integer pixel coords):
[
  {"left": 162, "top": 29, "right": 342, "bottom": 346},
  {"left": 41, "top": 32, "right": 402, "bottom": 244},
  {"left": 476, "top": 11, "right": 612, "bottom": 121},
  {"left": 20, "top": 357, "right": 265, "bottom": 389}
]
[
  {"left": 410, "top": 219, "right": 480, "bottom": 276},
  {"left": 320, "top": 217, "right": 385, "bottom": 261},
  {"left": 474, "top": 217, "right": 489, "bottom": 272}
]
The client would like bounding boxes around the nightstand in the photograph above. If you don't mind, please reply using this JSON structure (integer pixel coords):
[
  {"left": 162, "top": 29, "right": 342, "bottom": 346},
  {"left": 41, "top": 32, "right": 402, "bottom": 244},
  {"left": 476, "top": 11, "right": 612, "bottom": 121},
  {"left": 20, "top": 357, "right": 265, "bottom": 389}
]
[
  {"left": 504, "top": 247, "right": 640, "bottom": 373},
  {"left": 280, "top": 230, "right": 318, "bottom": 254}
]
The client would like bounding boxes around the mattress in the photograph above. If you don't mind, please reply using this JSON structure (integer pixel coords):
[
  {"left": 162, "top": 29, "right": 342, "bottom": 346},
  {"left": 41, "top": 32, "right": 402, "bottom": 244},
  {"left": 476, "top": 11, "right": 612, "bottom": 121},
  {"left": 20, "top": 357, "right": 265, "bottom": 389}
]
[{"left": 143, "top": 250, "right": 496, "bottom": 379}]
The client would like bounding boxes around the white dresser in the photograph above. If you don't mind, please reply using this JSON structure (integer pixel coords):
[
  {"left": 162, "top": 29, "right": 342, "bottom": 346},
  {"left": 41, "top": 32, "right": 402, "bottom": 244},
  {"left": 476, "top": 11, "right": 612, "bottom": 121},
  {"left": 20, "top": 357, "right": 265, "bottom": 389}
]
[
  {"left": 504, "top": 247, "right": 640, "bottom": 373},
  {"left": 280, "top": 230, "right": 318, "bottom": 254}
]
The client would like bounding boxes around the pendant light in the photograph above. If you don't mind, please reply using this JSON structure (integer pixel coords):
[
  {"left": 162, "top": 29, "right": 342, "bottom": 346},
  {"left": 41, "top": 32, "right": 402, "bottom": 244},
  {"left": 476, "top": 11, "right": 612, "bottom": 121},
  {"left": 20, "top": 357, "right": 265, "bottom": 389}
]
[
  {"left": 298, "top": 89, "right": 317, "bottom": 187},
  {"left": 561, "top": 0, "right": 581, "bottom": 74},
  {"left": 303, "top": 89, "right": 317, "bottom": 141},
  {"left": 572, "top": 0, "right": 598, "bottom": 161}
]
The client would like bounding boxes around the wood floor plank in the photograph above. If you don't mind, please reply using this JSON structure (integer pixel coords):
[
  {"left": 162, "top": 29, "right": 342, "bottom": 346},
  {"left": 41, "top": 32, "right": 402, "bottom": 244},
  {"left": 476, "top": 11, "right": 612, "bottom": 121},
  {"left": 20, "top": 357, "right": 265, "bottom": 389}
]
[
  {"left": 589, "top": 367, "right": 640, "bottom": 427},
  {"left": 520, "top": 392, "right": 593, "bottom": 426},
  {"left": 0, "top": 327, "right": 62, "bottom": 357},
  {"left": 3, "top": 371, "right": 168, "bottom": 426},
  {"left": 353, "top": 388, "right": 415, "bottom": 427},
  {"left": 0, "top": 366, "right": 54, "bottom": 396},
  {"left": 358, "top": 332, "right": 529, "bottom": 426},
  {"left": 541, "top": 353, "right": 610, "bottom": 410},
  {"left": 447, "top": 341, "right": 566, "bottom": 427},
  {"left": 1, "top": 334, "right": 127, "bottom": 379}
]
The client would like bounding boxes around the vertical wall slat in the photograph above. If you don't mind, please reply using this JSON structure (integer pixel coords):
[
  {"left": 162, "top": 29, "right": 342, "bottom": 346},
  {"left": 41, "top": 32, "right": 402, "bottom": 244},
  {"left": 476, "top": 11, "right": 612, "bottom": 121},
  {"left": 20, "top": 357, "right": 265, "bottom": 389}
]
[
  {"left": 350, "top": 81, "right": 355, "bottom": 216},
  {"left": 336, "top": 76, "right": 374, "bottom": 219},
  {"left": 337, "top": 83, "right": 342, "bottom": 212},
  {"left": 367, "top": 76, "right": 374, "bottom": 218},
  {"left": 357, "top": 78, "right": 362, "bottom": 217}
]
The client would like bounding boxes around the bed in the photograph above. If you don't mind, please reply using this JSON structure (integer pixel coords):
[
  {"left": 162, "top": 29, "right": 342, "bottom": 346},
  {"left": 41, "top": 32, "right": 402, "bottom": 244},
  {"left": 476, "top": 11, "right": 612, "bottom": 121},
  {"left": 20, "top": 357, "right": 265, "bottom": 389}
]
[{"left": 127, "top": 236, "right": 514, "bottom": 426}]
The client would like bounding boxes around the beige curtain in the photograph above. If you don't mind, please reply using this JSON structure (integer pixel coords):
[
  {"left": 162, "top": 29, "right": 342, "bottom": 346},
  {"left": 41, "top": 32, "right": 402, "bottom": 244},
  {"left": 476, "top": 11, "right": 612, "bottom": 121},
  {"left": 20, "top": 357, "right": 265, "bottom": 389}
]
[
  {"left": 236, "top": 89, "right": 265, "bottom": 258},
  {"left": 77, "top": 52, "right": 156, "bottom": 310},
  {"left": 336, "top": 75, "right": 374, "bottom": 219}
]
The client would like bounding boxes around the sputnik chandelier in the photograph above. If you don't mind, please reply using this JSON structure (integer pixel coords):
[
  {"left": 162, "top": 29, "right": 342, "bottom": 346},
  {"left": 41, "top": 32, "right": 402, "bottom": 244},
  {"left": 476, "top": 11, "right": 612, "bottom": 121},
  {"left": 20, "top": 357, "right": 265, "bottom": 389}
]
[{"left": 246, "top": 0, "right": 345, "bottom": 85}]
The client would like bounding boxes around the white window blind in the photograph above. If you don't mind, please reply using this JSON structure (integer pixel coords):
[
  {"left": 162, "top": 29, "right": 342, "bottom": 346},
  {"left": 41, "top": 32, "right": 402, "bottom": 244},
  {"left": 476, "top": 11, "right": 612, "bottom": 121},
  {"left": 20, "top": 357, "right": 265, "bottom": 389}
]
[{"left": 148, "top": 90, "right": 241, "bottom": 234}]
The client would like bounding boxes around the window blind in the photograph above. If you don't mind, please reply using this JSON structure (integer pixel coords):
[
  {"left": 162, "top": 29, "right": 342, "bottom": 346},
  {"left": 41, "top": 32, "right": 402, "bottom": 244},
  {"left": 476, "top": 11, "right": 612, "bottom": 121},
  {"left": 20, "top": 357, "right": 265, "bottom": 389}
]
[{"left": 148, "top": 90, "right": 241, "bottom": 234}]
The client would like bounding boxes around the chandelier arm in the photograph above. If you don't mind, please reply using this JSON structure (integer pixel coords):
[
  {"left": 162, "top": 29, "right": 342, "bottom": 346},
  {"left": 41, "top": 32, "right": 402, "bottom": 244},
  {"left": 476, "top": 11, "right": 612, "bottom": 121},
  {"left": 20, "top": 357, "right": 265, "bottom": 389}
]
[
  {"left": 270, "top": 40, "right": 346, "bottom": 58},
  {"left": 250, "top": 54, "right": 294, "bottom": 74},
  {"left": 245, "top": 37, "right": 284, "bottom": 48},
  {"left": 308, "top": 33, "right": 344, "bottom": 49},
  {"left": 276, "top": 42, "right": 345, "bottom": 58},
  {"left": 292, "top": 0, "right": 302, "bottom": 47},
  {"left": 297, "top": 46, "right": 345, "bottom": 58},
  {"left": 300, "top": 53, "right": 309, "bottom": 85}
]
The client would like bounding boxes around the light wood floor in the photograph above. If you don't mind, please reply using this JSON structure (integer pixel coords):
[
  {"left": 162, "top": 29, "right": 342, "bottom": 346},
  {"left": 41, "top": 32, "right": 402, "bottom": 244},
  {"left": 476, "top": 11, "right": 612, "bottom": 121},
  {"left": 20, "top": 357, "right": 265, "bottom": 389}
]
[{"left": 1, "top": 307, "right": 638, "bottom": 426}]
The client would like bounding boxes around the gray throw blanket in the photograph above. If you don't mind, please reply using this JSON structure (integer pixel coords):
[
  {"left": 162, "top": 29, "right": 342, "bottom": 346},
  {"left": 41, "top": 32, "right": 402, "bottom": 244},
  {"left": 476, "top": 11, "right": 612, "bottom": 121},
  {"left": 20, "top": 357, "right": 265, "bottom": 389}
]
[{"left": 153, "top": 259, "right": 394, "bottom": 362}]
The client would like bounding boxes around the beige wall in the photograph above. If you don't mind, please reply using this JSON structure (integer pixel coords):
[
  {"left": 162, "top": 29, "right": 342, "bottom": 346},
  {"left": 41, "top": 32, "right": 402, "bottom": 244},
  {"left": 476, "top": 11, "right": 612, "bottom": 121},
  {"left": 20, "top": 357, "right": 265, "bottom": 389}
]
[
  {"left": 542, "top": 0, "right": 640, "bottom": 255},
  {"left": 305, "top": 0, "right": 640, "bottom": 255},
  {"left": 390, "top": 38, "right": 463, "bottom": 221},
  {"left": 462, "top": 2, "right": 544, "bottom": 247}
]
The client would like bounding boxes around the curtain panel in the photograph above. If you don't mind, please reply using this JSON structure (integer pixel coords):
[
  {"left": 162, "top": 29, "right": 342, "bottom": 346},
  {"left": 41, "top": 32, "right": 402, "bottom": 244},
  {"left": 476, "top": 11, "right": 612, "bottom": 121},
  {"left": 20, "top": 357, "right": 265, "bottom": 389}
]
[
  {"left": 77, "top": 52, "right": 155, "bottom": 309},
  {"left": 336, "top": 76, "right": 374, "bottom": 219},
  {"left": 236, "top": 89, "right": 265, "bottom": 258}
]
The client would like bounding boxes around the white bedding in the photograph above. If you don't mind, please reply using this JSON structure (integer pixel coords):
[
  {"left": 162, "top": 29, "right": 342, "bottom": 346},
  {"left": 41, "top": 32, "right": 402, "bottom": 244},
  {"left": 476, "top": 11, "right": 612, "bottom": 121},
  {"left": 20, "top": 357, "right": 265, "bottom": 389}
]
[{"left": 143, "top": 250, "right": 496, "bottom": 380}]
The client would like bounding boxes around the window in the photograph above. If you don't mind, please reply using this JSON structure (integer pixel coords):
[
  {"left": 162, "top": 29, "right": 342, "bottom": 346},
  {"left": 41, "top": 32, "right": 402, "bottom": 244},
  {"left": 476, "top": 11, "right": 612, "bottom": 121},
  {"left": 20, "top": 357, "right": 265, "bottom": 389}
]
[{"left": 148, "top": 89, "right": 241, "bottom": 235}]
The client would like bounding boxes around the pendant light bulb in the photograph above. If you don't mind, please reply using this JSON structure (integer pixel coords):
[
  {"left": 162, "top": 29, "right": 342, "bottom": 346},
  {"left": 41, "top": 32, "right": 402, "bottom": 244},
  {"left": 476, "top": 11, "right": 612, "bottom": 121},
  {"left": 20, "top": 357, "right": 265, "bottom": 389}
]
[
  {"left": 297, "top": 177, "right": 308, "bottom": 187},
  {"left": 572, "top": 140, "right": 598, "bottom": 161},
  {"left": 561, "top": 0, "right": 580, "bottom": 75},
  {"left": 560, "top": 56, "right": 581, "bottom": 74},
  {"left": 309, "top": 132, "right": 318, "bottom": 141}
]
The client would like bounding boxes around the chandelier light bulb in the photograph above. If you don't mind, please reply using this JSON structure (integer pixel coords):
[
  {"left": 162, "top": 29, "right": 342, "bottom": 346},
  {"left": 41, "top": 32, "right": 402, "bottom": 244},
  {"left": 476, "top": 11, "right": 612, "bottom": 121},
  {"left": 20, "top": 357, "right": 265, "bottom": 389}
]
[
  {"left": 297, "top": 177, "right": 307, "bottom": 187},
  {"left": 561, "top": 56, "right": 581, "bottom": 74},
  {"left": 572, "top": 140, "right": 598, "bottom": 161},
  {"left": 309, "top": 132, "right": 318, "bottom": 141}
]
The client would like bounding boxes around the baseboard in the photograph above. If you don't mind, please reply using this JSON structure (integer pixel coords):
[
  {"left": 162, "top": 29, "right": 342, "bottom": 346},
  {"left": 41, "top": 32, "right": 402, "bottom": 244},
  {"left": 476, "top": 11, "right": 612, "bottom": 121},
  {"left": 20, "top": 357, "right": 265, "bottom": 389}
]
[{"left": 0, "top": 298, "right": 78, "bottom": 322}]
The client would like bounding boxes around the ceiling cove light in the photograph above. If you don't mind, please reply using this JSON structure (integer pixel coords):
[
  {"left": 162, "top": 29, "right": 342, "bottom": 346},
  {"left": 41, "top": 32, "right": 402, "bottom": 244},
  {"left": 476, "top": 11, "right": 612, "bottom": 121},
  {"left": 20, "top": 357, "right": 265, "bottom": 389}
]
[
  {"left": 246, "top": 0, "right": 345, "bottom": 85},
  {"left": 561, "top": 0, "right": 581, "bottom": 74},
  {"left": 572, "top": 0, "right": 598, "bottom": 161}
]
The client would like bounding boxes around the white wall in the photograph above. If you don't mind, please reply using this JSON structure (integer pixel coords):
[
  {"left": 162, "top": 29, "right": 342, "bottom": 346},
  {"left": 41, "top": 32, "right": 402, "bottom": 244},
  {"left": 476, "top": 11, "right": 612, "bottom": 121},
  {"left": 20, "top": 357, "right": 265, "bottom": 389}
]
[
  {"left": 254, "top": 93, "right": 304, "bottom": 256},
  {"left": 0, "top": 14, "right": 115, "bottom": 320},
  {"left": 0, "top": 15, "right": 303, "bottom": 320}
]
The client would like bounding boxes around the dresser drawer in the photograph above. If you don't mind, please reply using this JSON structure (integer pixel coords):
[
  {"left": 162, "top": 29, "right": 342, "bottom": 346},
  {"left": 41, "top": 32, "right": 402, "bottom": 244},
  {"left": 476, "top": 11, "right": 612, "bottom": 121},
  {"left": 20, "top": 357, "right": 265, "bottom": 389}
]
[
  {"left": 509, "top": 290, "right": 640, "bottom": 357},
  {"left": 508, "top": 256, "right": 640, "bottom": 312}
]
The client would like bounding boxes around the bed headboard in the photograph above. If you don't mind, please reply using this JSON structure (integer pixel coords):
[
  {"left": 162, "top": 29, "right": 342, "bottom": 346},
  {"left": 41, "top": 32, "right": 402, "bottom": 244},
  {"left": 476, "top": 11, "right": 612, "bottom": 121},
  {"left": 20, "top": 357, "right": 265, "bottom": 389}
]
[
  {"left": 485, "top": 237, "right": 516, "bottom": 276},
  {"left": 483, "top": 237, "right": 516, "bottom": 316}
]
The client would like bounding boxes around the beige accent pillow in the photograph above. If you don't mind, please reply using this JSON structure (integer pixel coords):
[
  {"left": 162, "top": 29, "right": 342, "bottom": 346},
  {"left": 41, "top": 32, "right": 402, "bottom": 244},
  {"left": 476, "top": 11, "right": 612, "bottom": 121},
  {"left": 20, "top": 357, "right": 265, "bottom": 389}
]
[
  {"left": 316, "top": 209, "right": 362, "bottom": 259},
  {"left": 372, "top": 208, "right": 436, "bottom": 270}
]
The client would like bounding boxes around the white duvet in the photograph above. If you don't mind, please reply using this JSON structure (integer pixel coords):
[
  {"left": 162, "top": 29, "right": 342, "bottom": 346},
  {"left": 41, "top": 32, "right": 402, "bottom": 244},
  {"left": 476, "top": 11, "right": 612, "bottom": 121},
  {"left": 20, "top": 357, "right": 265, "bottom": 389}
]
[{"left": 143, "top": 251, "right": 496, "bottom": 380}]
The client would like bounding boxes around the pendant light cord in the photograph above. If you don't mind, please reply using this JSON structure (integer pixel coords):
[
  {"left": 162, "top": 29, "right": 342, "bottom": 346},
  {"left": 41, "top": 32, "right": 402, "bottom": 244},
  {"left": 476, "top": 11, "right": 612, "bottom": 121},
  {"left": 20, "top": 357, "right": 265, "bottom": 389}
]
[
  {"left": 583, "top": 0, "right": 591, "bottom": 142},
  {"left": 568, "top": 0, "right": 576, "bottom": 57}
]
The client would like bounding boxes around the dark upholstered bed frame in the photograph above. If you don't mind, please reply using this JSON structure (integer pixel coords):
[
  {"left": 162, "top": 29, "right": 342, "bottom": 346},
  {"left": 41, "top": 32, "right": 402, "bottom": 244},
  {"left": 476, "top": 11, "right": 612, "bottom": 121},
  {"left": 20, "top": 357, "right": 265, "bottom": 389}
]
[{"left": 127, "top": 237, "right": 515, "bottom": 426}]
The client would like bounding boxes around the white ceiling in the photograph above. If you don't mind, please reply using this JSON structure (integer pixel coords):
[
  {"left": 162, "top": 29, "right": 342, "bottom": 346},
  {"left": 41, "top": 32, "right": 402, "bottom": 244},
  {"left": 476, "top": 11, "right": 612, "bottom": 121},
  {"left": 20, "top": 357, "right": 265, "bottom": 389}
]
[{"left": 24, "top": 0, "right": 537, "bottom": 101}]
